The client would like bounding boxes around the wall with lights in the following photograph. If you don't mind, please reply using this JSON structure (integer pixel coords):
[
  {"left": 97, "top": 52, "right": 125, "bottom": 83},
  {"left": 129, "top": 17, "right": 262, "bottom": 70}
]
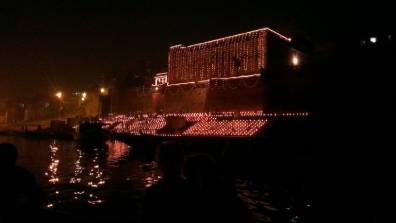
[
  {"left": 157, "top": 27, "right": 307, "bottom": 113},
  {"left": 111, "top": 27, "right": 307, "bottom": 114},
  {"left": 168, "top": 28, "right": 291, "bottom": 85}
]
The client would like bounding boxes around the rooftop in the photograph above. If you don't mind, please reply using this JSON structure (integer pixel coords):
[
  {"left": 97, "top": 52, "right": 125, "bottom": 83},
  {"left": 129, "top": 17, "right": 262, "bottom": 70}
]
[{"left": 170, "top": 27, "right": 292, "bottom": 49}]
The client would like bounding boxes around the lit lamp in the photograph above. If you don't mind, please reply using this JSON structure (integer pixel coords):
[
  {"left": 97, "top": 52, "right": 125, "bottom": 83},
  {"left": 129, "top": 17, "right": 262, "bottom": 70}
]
[
  {"left": 81, "top": 92, "right": 87, "bottom": 101},
  {"left": 100, "top": 88, "right": 108, "bottom": 95},
  {"left": 370, "top": 37, "right": 377, "bottom": 43},
  {"left": 291, "top": 55, "right": 299, "bottom": 66},
  {"left": 55, "top": 91, "right": 63, "bottom": 117},
  {"left": 55, "top": 92, "right": 62, "bottom": 99}
]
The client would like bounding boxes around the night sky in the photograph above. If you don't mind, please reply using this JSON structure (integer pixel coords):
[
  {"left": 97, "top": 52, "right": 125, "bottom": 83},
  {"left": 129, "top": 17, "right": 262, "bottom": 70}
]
[{"left": 0, "top": 0, "right": 392, "bottom": 99}]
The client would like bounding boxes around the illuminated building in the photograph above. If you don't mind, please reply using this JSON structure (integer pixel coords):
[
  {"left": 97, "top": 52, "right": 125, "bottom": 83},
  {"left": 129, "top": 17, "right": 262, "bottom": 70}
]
[
  {"left": 152, "top": 72, "right": 168, "bottom": 87},
  {"left": 168, "top": 27, "right": 292, "bottom": 85},
  {"left": 103, "top": 28, "right": 310, "bottom": 137},
  {"left": 151, "top": 27, "right": 306, "bottom": 113}
]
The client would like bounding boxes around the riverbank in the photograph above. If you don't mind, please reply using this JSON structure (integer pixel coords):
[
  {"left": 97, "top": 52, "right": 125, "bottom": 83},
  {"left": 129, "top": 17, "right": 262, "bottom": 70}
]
[{"left": 0, "top": 120, "right": 75, "bottom": 140}]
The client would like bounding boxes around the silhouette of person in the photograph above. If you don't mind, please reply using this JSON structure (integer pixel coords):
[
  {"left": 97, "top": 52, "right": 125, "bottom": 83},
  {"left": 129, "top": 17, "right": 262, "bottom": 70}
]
[
  {"left": 140, "top": 141, "right": 190, "bottom": 223},
  {"left": 0, "top": 143, "right": 44, "bottom": 222},
  {"left": 184, "top": 154, "right": 252, "bottom": 223}
]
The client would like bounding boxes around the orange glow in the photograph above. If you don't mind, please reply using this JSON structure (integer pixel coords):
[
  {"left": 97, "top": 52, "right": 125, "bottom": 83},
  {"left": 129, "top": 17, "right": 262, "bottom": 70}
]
[
  {"left": 107, "top": 141, "right": 130, "bottom": 164},
  {"left": 102, "top": 111, "right": 309, "bottom": 137},
  {"left": 292, "top": 55, "right": 299, "bottom": 66},
  {"left": 168, "top": 27, "right": 290, "bottom": 85},
  {"left": 55, "top": 92, "right": 62, "bottom": 99}
]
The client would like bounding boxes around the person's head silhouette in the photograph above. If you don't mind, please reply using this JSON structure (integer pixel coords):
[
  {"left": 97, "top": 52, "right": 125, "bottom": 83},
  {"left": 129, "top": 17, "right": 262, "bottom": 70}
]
[
  {"left": 157, "top": 141, "right": 184, "bottom": 178},
  {"left": 0, "top": 143, "right": 18, "bottom": 168}
]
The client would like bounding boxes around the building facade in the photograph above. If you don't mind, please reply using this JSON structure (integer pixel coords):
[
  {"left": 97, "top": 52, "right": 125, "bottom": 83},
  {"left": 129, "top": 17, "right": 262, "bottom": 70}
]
[{"left": 168, "top": 28, "right": 292, "bottom": 85}]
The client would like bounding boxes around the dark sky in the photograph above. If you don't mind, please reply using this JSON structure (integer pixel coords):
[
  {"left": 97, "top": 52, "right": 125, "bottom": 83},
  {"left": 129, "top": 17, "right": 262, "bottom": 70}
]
[{"left": 0, "top": 0, "right": 393, "bottom": 99}]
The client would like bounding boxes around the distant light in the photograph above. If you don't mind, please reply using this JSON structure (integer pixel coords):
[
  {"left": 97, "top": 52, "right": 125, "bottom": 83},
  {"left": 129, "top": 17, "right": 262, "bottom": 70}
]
[
  {"left": 370, "top": 37, "right": 377, "bottom": 43},
  {"left": 82, "top": 92, "right": 87, "bottom": 98},
  {"left": 292, "top": 55, "right": 299, "bottom": 66},
  {"left": 81, "top": 97, "right": 86, "bottom": 101},
  {"left": 55, "top": 92, "right": 62, "bottom": 99},
  {"left": 388, "top": 34, "right": 392, "bottom": 40},
  {"left": 100, "top": 88, "right": 108, "bottom": 95},
  {"left": 155, "top": 86, "right": 159, "bottom": 91}
]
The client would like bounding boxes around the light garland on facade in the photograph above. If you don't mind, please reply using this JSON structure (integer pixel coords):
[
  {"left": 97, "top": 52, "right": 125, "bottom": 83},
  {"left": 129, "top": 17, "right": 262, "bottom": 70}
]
[
  {"left": 152, "top": 72, "right": 168, "bottom": 87},
  {"left": 168, "top": 28, "right": 291, "bottom": 85},
  {"left": 167, "top": 73, "right": 261, "bottom": 87}
]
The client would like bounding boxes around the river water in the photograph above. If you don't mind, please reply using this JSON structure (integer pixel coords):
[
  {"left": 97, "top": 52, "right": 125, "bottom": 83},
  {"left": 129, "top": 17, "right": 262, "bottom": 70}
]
[
  {"left": 0, "top": 135, "right": 312, "bottom": 222},
  {"left": 0, "top": 135, "right": 162, "bottom": 221}
]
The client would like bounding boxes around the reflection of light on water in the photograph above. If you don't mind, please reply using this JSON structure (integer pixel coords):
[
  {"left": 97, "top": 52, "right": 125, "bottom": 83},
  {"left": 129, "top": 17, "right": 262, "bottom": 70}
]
[
  {"left": 70, "top": 149, "right": 84, "bottom": 184},
  {"left": 291, "top": 215, "right": 299, "bottom": 223},
  {"left": 88, "top": 199, "right": 103, "bottom": 205},
  {"left": 41, "top": 140, "right": 133, "bottom": 206},
  {"left": 69, "top": 146, "right": 110, "bottom": 205},
  {"left": 144, "top": 173, "right": 162, "bottom": 188},
  {"left": 46, "top": 142, "right": 60, "bottom": 184},
  {"left": 106, "top": 140, "right": 130, "bottom": 166},
  {"left": 87, "top": 193, "right": 103, "bottom": 205},
  {"left": 87, "top": 150, "right": 106, "bottom": 188},
  {"left": 73, "top": 191, "right": 86, "bottom": 200}
]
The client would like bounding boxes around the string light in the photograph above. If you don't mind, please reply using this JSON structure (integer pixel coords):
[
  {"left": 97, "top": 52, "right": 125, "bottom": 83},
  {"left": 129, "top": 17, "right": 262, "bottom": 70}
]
[
  {"left": 168, "top": 27, "right": 291, "bottom": 85},
  {"left": 102, "top": 111, "right": 309, "bottom": 137},
  {"left": 167, "top": 74, "right": 261, "bottom": 87},
  {"left": 183, "top": 119, "right": 267, "bottom": 137},
  {"left": 153, "top": 72, "right": 168, "bottom": 87}
]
